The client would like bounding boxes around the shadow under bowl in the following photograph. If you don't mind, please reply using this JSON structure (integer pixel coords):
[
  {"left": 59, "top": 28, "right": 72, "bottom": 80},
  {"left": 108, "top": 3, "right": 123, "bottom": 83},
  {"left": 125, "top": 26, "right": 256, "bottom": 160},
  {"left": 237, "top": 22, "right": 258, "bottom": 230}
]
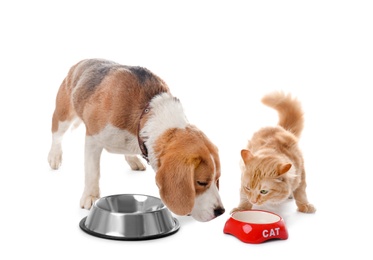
[
  {"left": 223, "top": 210, "right": 288, "bottom": 244},
  {"left": 79, "top": 194, "right": 180, "bottom": 240}
]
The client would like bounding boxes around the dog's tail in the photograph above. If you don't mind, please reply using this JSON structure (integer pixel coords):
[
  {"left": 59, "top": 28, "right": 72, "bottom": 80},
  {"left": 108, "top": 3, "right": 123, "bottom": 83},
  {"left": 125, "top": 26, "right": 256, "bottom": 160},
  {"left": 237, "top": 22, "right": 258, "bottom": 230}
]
[{"left": 261, "top": 91, "right": 304, "bottom": 138}]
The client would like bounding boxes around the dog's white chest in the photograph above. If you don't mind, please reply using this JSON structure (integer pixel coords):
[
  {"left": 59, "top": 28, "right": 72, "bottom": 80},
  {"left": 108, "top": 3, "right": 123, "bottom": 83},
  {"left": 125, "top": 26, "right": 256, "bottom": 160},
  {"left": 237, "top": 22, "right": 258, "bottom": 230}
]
[{"left": 91, "top": 124, "right": 140, "bottom": 154}]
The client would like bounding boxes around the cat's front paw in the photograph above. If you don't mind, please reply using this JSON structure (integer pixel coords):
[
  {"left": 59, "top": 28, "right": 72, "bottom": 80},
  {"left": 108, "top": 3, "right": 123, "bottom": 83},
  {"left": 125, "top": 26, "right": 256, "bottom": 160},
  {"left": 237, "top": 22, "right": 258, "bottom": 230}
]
[
  {"left": 230, "top": 206, "right": 252, "bottom": 214},
  {"left": 298, "top": 203, "right": 316, "bottom": 213}
]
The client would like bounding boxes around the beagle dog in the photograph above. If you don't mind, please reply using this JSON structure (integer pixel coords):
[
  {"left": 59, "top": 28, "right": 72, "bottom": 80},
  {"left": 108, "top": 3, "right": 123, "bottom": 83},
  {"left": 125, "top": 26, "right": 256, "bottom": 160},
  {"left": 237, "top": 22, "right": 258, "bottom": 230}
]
[{"left": 48, "top": 58, "right": 225, "bottom": 222}]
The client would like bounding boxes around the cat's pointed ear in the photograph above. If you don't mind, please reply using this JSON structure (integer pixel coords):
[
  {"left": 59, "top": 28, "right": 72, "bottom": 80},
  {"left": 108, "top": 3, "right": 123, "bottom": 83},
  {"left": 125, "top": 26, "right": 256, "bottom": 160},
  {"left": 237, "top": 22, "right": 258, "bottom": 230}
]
[
  {"left": 278, "top": 163, "right": 292, "bottom": 175},
  {"left": 241, "top": 149, "right": 254, "bottom": 164}
]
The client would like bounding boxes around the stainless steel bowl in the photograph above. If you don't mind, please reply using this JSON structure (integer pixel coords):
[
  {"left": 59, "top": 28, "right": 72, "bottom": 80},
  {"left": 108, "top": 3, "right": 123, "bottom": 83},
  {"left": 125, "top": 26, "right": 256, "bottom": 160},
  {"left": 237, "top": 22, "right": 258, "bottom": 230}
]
[{"left": 79, "top": 194, "right": 180, "bottom": 240}]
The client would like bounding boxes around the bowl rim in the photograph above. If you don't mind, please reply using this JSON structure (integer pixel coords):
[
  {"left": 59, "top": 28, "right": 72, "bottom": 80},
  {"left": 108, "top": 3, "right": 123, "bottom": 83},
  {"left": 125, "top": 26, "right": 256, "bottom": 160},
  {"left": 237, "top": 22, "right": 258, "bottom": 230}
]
[
  {"left": 231, "top": 209, "right": 282, "bottom": 225},
  {"left": 93, "top": 193, "right": 166, "bottom": 215}
]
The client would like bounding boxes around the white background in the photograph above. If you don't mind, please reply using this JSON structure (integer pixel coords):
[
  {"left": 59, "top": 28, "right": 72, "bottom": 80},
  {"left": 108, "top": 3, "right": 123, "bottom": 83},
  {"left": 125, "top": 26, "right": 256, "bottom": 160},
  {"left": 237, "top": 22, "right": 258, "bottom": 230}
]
[{"left": 1, "top": 0, "right": 372, "bottom": 259}]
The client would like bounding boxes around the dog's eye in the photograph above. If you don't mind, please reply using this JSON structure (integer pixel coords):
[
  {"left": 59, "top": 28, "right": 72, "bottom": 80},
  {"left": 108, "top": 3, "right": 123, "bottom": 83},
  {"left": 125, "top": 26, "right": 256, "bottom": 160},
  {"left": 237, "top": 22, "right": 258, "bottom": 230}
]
[{"left": 197, "top": 181, "right": 208, "bottom": 187}]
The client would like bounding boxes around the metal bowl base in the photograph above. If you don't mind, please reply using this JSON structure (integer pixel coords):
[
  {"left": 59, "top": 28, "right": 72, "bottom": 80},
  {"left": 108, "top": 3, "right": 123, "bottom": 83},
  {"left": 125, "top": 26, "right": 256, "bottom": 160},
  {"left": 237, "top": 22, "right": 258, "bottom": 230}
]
[{"left": 79, "top": 216, "right": 180, "bottom": 241}]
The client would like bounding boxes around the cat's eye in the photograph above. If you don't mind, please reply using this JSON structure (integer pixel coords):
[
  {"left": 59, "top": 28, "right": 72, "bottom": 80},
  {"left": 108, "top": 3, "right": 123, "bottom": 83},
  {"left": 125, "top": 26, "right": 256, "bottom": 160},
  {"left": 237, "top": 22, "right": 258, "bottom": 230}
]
[
  {"left": 244, "top": 186, "right": 250, "bottom": 191},
  {"left": 260, "top": 190, "right": 268, "bottom": 195},
  {"left": 197, "top": 181, "right": 208, "bottom": 187}
]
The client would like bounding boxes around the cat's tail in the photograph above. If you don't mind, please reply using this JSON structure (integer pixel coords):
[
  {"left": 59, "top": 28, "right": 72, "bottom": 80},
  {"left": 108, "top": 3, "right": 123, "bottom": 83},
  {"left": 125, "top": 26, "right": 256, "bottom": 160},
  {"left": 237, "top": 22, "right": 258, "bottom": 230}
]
[{"left": 262, "top": 91, "right": 304, "bottom": 138}]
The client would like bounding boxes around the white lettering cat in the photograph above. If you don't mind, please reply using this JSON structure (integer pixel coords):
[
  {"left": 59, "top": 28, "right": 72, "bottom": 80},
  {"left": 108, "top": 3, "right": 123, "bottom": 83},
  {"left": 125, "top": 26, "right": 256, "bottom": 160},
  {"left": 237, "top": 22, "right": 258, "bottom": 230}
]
[{"left": 262, "top": 227, "right": 280, "bottom": 238}]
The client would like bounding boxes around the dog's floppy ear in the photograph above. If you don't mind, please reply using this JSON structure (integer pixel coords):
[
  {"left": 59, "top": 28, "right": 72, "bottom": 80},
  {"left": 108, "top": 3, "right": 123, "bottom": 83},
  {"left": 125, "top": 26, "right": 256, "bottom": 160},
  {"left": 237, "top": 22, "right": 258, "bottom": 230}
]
[{"left": 155, "top": 156, "right": 198, "bottom": 216}]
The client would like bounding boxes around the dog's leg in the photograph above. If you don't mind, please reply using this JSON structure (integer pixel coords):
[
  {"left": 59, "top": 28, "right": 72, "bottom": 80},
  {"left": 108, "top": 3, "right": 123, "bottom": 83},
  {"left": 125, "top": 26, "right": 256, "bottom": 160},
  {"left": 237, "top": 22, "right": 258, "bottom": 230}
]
[
  {"left": 80, "top": 135, "right": 103, "bottom": 209},
  {"left": 125, "top": 155, "right": 147, "bottom": 171},
  {"left": 48, "top": 121, "right": 73, "bottom": 169},
  {"left": 48, "top": 80, "right": 76, "bottom": 170}
]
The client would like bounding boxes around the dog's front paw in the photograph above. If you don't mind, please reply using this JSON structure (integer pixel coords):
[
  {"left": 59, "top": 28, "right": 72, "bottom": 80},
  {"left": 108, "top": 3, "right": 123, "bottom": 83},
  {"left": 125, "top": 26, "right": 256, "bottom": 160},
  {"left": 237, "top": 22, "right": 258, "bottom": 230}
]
[
  {"left": 48, "top": 147, "right": 62, "bottom": 170},
  {"left": 125, "top": 155, "right": 147, "bottom": 171},
  {"left": 80, "top": 194, "right": 99, "bottom": 210}
]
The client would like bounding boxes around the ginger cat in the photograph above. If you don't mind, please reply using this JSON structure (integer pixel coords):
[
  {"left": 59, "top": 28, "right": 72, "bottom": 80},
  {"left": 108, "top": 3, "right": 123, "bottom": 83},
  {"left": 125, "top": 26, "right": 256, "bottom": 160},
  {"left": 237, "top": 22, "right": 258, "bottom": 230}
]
[{"left": 232, "top": 91, "right": 316, "bottom": 214}]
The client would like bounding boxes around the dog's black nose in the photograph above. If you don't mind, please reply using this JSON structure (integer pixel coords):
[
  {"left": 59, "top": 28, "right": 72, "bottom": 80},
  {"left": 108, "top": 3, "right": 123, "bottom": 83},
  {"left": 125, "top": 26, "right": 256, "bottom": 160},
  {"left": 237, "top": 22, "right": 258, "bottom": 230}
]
[{"left": 214, "top": 207, "right": 225, "bottom": 217}]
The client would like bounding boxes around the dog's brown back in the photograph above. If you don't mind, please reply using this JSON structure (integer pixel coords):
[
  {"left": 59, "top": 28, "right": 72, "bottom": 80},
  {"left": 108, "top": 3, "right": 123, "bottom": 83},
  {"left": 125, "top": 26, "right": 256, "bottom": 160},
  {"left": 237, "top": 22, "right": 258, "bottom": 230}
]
[{"left": 52, "top": 59, "right": 170, "bottom": 135}]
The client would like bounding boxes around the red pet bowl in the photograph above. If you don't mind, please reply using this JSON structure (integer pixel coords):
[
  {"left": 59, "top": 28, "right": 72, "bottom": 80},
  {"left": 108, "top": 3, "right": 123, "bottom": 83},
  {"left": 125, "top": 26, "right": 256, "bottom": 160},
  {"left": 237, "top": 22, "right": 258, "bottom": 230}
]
[{"left": 223, "top": 210, "right": 288, "bottom": 244}]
